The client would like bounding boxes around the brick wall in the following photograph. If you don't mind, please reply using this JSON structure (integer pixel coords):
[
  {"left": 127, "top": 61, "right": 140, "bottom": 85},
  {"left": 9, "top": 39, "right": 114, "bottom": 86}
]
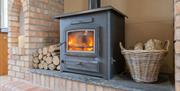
[
  {"left": 30, "top": 73, "right": 124, "bottom": 91},
  {"left": 175, "top": 0, "right": 180, "bottom": 91},
  {"left": 8, "top": 0, "right": 63, "bottom": 81}
]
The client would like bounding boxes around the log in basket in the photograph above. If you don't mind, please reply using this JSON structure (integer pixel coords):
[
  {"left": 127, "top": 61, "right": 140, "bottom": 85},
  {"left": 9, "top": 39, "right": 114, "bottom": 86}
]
[{"left": 119, "top": 41, "right": 169, "bottom": 83}]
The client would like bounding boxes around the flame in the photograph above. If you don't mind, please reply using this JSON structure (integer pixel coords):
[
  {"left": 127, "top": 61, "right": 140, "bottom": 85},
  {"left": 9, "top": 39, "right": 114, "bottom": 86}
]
[
  {"left": 67, "top": 30, "right": 94, "bottom": 52},
  {"left": 68, "top": 40, "right": 73, "bottom": 45}
]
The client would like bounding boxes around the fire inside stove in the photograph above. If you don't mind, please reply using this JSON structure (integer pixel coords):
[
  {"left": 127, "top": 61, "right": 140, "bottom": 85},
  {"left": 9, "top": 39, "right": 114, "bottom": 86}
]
[{"left": 67, "top": 29, "right": 95, "bottom": 53}]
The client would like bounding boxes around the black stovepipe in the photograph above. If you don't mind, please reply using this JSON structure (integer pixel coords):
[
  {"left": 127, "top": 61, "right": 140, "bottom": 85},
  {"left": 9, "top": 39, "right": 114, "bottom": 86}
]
[{"left": 88, "top": 0, "right": 101, "bottom": 9}]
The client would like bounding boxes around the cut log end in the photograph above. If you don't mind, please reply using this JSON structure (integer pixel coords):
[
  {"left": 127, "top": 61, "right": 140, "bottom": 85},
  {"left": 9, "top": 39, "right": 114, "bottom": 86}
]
[
  {"left": 43, "top": 62, "right": 48, "bottom": 70},
  {"left": 38, "top": 63, "right": 44, "bottom": 69},
  {"left": 33, "top": 63, "right": 38, "bottom": 69},
  {"left": 49, "top": 44, "right": 60, "bottom": 53},
  {"left": 43, "top": 47, "right": 48, "bottom": 55},
  {"left": 33, "top": 58, "right": 39, "bottom": 64},
  {"left": 38, "top": 48, "right": 43, "bottom": 54},
  {"left": 38, "top": 54, "right": 43, "bottom": 60},
  {"left": 32, "top": 51, "right": 39, "bottom": 57},
  {"left": 46, "top": 57, "right": 53, "bottom": 64},
  {"left": 56, "top": 65, "right": 61, "bottom": 71},
  {"left": 53, "top": 56, "right": 60, "bottom": 65},
  {"left": 48, "top": 64, "right": 56, "bottom": 70},
  {"left": 32, "top": 43, "right": 61, "bottom": 71}
]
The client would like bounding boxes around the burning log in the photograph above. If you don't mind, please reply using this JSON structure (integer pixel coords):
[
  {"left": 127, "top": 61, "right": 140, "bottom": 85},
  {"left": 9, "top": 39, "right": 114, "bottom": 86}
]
[{"left": 32, "top": 44, "right": 61, "bottom": 71}]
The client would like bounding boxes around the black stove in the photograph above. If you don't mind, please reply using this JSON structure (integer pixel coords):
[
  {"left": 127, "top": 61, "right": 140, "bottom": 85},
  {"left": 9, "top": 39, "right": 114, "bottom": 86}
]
[{"left": 55, "top": 0, "right": 127, "bottom": 80}]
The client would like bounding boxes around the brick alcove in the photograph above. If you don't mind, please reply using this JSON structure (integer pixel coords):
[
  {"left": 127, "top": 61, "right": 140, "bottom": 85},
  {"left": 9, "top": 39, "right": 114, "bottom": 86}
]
[
  {"left": 8, "top": 0, "right": 63, "bottom": 81},
  {"left": 8, "top": 0, "right": 28, "bottom": 80}
]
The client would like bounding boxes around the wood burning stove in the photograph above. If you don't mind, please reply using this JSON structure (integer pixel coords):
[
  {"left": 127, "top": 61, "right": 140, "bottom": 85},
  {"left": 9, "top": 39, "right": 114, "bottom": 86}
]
[{"left": 55, "top": 0, "right": 127, "bottom": 80}]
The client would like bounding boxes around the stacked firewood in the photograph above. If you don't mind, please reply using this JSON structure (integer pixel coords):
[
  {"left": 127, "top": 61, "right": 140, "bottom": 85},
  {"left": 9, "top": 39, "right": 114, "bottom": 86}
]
[{"left": 32, "top": 44, "right": 61, "bottom": 71}]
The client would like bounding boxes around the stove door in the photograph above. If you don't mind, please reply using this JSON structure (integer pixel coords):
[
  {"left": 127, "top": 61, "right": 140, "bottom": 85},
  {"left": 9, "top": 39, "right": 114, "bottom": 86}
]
[
  {"left": 64, "top": 26, "right": 100, "bottom": 57},
  {"left": 61, "top": 25, "right": 102, "bottom": 77}
]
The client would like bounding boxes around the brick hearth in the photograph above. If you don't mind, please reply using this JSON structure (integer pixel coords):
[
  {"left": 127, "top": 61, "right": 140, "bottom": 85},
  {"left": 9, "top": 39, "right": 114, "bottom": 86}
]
[{"left": 30, "top": 69, "right": 172, "bottom": 91}]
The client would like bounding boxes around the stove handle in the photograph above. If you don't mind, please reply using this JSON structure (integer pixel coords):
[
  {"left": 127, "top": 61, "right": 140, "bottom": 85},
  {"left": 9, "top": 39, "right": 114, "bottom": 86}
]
[
  {"left": 71, "top": 18, "right": 93, "bottom": 25},
  {"left": 59, "top": 42, "right": 65, "bottom": 64},
  {"left": 76, "top": 62, "right": 83, "bottom": 65},
  {"left": 59, "top": 41, "right": 66, "bottom": 46}
]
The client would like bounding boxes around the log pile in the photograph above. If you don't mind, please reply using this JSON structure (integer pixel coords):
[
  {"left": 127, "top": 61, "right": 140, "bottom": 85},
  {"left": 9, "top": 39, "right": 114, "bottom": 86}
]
[{"left": 32, "top": 44, "right": 61, "bottom": 71}]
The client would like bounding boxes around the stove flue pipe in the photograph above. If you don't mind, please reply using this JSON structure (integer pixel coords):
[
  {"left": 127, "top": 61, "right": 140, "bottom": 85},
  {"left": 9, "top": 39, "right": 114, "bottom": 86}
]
[{"left": 88, "top": 0, "right": 101, "bottom": 9}]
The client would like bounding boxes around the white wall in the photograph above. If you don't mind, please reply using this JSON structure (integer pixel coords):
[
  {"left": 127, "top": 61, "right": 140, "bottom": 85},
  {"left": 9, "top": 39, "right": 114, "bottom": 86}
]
[
  {"left": 1, "top": 0, "right": 8, "bottom": 29},
  {"left": 125, "top": 0, "right": 174, "bottom": 73}
]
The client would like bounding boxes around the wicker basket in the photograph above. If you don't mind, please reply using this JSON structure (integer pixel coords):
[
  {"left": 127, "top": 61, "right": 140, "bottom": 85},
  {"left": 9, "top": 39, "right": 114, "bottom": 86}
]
[{"left": 119, "top": 41, "right": 169, "bottom": 83}]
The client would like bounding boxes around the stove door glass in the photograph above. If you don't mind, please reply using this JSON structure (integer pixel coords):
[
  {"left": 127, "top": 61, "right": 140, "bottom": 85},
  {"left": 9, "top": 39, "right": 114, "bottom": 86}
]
[{"left": 67, "top": 29, "right": 95, "bottom": 53}]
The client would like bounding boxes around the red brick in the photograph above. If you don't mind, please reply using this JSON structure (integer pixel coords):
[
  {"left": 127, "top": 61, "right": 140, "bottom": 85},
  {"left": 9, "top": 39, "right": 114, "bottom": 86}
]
[
  {"left": 176, "top": 82, "right": 180, "bottom": 91},
  {"left": 54, "top": 77, "right": 61, "bottom": 91},
  {"left": 87, "top": 84, "right": 95, "bottom": 91},
  {"left": 72, "top": 81, "right": 79, "bottom": 91},
  {"left": 66, "top": 80, "right": 72, "bottom": 91},
  {"left": 49, "top": 77, "right": 55, "bottom": 90},
  {"left": 59, "top": 78, "right": 66, "bottom": 91},
  {"left": 95, "top": 86, "right": 103, "bottom": 91},
  {"left": 175, "top": 42, "right": 180, "bottom": 53},
  {"left": 45, "top": 76, "right": 50, "bottom": 88},
  {"left": 176, "top": 2, "right": 180, "bottom": 15}
]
